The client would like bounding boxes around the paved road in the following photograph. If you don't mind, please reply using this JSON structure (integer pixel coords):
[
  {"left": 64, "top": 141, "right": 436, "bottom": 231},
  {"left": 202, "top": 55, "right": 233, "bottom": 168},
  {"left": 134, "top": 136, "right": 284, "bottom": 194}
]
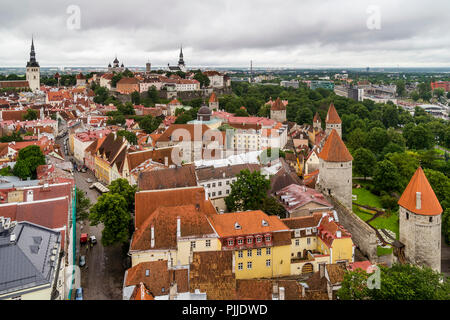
[{"left": 55, "top": 133, "right": 125, "bottom": 300}]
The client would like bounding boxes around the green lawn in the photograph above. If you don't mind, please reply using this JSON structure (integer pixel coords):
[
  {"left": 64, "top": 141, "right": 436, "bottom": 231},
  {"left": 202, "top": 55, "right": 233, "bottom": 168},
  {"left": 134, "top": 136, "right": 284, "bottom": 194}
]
[
  {"left": 377, "top": 246, "right": 393, "bottom": 257},
  {"left": 352, "top": 188, "right": 383, "bottom": 208},
  {"left": 353, "top": 206, "right": 400, "bottom": 240}
]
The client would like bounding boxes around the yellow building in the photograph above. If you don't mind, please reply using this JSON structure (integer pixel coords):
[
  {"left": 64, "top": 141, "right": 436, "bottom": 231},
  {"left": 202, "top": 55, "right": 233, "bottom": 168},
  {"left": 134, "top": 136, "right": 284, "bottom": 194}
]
[
  {"left": 208, "top": 210, "right": 292, "bottom": 279},
  {"left": 282, "top": 211, "right": 355, "bottom": 275},
  {"left": 93, "top": 133, "right": 127, "bottom": 185}
]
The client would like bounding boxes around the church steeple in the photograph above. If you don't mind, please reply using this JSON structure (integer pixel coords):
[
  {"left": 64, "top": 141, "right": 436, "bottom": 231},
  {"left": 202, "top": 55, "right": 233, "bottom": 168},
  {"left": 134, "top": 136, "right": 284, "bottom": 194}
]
[
  {"left": 178, "top": 45, "right": 185, "bottom": 66},
  {"left": 27, "top": 36, "right": 39, "bottom": 68}
]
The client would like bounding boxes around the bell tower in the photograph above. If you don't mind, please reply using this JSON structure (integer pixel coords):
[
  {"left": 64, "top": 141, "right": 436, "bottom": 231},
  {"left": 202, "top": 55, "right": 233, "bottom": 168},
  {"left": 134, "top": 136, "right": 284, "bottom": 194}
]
[{"left": 26, "top": 36, "right": 40, "bottom": 92}]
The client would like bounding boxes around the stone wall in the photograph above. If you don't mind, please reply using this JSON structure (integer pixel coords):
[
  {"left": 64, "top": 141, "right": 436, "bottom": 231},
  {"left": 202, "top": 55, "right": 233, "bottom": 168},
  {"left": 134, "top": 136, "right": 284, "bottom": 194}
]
[{"left": 326, "top": 195, "right": 378, "bottom": 261}]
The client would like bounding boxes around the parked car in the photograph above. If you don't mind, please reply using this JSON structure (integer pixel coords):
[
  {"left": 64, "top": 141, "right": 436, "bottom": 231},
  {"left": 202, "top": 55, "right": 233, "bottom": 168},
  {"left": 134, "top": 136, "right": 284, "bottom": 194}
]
[
  {"left": 89, "top": 235, "right": 97, "bottom": 244},
  {"left": 80, "top": 233, "right": 88, "bottom": 244},
  {"left": 79, "top": 255, "right": 86, "bottom": 267},
  {"left": 75, "top": 288, "right": 83, "bottom": 300}
]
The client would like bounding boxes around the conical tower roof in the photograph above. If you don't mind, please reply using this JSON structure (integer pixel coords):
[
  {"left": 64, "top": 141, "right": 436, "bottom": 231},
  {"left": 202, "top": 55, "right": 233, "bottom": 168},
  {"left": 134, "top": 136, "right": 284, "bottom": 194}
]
[
  {"left": 398, "top": 167, "right": 443, "bottom": 216},
  {"left": 271, "top": 97, "right": 286, "bottom": 111},
  {"left": 326, "top": 103, "right": 341, "bottom": 124},
  {"left": 318, "top": 129, "right": 353, "bottom": 162},
  {"left": 313, "top": 112, "right": 321, "bottom": 123}
]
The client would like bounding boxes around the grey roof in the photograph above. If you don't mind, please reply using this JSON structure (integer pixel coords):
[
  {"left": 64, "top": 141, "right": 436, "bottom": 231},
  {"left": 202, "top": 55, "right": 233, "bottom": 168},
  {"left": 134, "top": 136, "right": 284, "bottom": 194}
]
[
  {"left": 0, "top": 220, "right": 61, "bottom": 296},
  {"left": 0, "top": 176, "right": 40, "bottom": 190},
  {"left": 196, "top": 163, "right": 261, "bottom": 182}
]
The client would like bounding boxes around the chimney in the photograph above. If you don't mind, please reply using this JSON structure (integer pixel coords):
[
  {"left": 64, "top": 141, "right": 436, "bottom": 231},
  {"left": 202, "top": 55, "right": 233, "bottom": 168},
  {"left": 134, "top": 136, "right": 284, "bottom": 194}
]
[
  {"left": 279, "top": 287, "right": 285, "bottom": 301},
  {"left": 176, "top": 216, "right": 181, "bottom": 238},
  {"left": 150, "top": 225, "right": 155, "bottom": 248},
  {"left": 416, "top": 192, "right": 421, "bottom": 210},
  {"left": 319, "top": 264, "right": 325, "bottom": 278}
]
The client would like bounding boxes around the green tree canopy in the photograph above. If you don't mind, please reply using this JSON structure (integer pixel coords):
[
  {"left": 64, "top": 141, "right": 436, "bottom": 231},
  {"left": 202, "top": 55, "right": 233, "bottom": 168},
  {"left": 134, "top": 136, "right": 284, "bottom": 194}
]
[
  {"left": 89, "top": 193, "right": 131, "bottom": 246},
  {"left": 76, "top": 187, "right": 91, "bottom": 221},
  {"left": 373, "top": 159, "right": 401, "bottom": 193},
  {"left": 23, "top": 109, "right": 38, "bottom": 121},
  {"left": 353, "top": 148, "right": 376, "bottom": 178},
  {"left": 108, "top": 178, "right": 138, "bottom": 212}
]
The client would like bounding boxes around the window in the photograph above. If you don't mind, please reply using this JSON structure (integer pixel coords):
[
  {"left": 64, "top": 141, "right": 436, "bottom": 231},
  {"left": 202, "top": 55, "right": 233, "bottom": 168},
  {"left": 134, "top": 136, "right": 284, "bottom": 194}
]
[
  {"left": 238, "top": 238, "right": 244, "bottom": 245},
  {"left": 295, "top": 239, "right": 300, "bottom": 246},
  {"left": 228, "top": 239, "right": 234, "bottom": 246},
  {"left": 266, "top": 259, "right": 271, "bottom": 267},
  {"left": 207, "top": 184, "right": 211, "bottom": 188},
  {"left": 238, "top": 263, "right": 243, "bottom": 270},
  {"left": 206, "top": 240, "right": 211, "bottom": 247},
  {"left": 257, "top": 248, "right": 262, "bottom": 256},
  {"left": 226, "top": 180, "right": 230, "bottom": 185},
  {"left": 266, "top": 247, "right": 271, "bottom": 255},
  {"left": 238, "top": 250, "right": 243, "bottom": 258},
  {"left": 191, "top": 241, "right": 196, "bottom": 249},
  {"left": 218, "top": 182, "right": 222, "bottom": 187},
  {"left": 429, "top": 217, "right": 433, "bottom": 223},
  {"left": 247, "top": 262, "right": 252, "bottom": 269},
  {"left": 226, "top": 189, "right": 230, "bottom": 194},
  {"left": 265, "top": 235, "right": 271, "bottom": 242},
  {"left": 212, "top": 192, "right": 216, "bottom": 197},
  {"left": 307, "top": 238, "right": 311, "bottom": 245},
  {"left": 212, "top": 183, "right": 216, "bottom": 188},
  {"left": 247, "top": 249, "right": 252, "bottom": 257},
  {"left": 247, "top": 237, "right": 252, "bottom": 244},
  {"left": 218, "top": 191, "right": 222, "bottom": 196},
  {"left": 256, "top": 236, "right": 262, "bottom": 243},
  {"left": 406, "top": 212, "right": 409, "bottom": 220}
]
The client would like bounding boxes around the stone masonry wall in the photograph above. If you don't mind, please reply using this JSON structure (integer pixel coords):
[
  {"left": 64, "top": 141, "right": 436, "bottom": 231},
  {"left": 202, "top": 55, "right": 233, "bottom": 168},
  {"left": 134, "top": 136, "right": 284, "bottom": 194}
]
[{"left": 326, "top": 195, "right": 378, "bottom": 261}]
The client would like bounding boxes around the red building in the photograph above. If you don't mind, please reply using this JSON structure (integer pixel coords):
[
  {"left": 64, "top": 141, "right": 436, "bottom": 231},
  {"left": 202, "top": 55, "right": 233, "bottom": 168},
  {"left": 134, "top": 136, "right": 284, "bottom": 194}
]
[{"left": 431, "top": 81, "right": 450, "bottom": 92}]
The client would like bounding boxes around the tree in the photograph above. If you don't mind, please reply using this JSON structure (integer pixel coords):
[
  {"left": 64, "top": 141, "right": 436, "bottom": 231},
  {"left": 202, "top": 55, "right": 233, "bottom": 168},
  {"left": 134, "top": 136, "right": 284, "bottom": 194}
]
[
  {"left": 234, "top": 108, "right": 249, "bottom": 117},
  {"left": 423, "top": 168, "right": 450, "bottom": 209},
  {"left": 225, "top": 169, "right": 271, "bottom": 212},
  {"left": 23, "top": 109, "right": 38, "bottom": 121},
  {"left": 366, "top": 127, "right": 389, "bottom": 155},
  {"left": 296, "top": 107, "right": 313, "bottom": 125},
  {"left": 353, "top": 148, "right": 376, "bottom": 179},
  {"left": 109, "top": 178, "right": 137, "bottom": 212},
  {"left": 131, "top": 91, "right": 140, "bottom": 105},
  {"left": 381, "top": 105, "right": 399, "bottom": 128},
  {"left": 118, "top": 102, "right": 135, "bottom": 115},
  {"left": 193, "top": 71, "right": 210, "bottom": 88},
  {"left": 403, "top": 123, "right": 434, "bottom": 150},
  {"left": 175, "top": 112, "right": 194, "bottom": 124},
  {"left": 117, "top": 130, "right": 137, "bottom": 145},
  {"left": 139, "top": 115, "right": 161, "bottom": 134},
  {"left": 373, "top": 160, "right": 401, "bottom": 193},
  {"left": 147, "top": 85, "right": 159, "bottom": 104},
  {"left": 347, "top": 128, "right": 368, "bottom": 151},
  {"left": 89, "top": 193, "right": 131, "bottom": 246},
  {"left": 76, "top": 187, "right": 91, "bottom": 220},
  {"left": 433, "top": 88, "right": 445, "bottom": 99},
  {"left": 93, "top": 86, "right": 109, "bottom": 104},
  {"left": 338, "top": 264, "right": 450, "bottom": 300},
  {"left": 261, "top": 196, "right": 287, "bottom": 217},
  {"left": 385, "top": 152, "right": 420, "bottom": 191},
  {"left": 13, "top": 145, "right": 45, "bottom": 180},
  {"left": 396, "top": 80, "right": 406, "bottom": 97}
]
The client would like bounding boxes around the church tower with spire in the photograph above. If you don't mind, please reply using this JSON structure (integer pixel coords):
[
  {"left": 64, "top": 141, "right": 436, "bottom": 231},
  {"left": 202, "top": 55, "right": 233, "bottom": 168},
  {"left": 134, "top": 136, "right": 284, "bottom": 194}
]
[
  {"left": 26, "top": 37, "right": 40, "bottom": 92},
  {"left": 178, "top": 45, "right": 186, "bottom": 72}
]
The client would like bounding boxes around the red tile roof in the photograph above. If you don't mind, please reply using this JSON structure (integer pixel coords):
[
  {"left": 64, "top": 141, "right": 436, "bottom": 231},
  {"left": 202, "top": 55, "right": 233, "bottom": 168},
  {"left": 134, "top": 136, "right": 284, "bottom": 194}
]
[
  {"left": 271, "top": 97, "right": 287, "bottom": 111},
  {"left": 325, "top": 103, "right": 341, "bottom": 124},
  {"left": 209, "top": 92, "right": 218, "bottom": 103},
  {"left": 398, "top": 167, "right": 443, "bottom": 216},
  {"left": 318, "top": 129, "right": 353, "bottom": 162}
]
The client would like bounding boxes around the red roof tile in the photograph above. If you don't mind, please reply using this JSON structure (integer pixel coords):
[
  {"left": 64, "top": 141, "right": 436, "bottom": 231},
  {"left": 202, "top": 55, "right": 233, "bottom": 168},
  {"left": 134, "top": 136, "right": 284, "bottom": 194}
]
[
  {"left": 318, "top": 129, "right": 353, "bottom": 162},
  {"left": 325, "top": 103, "right": 341, "bottom": 124}
]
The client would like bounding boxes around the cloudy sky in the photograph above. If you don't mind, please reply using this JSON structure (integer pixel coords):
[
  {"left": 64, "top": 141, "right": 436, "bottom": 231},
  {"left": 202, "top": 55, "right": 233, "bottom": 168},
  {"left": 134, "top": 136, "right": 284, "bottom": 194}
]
[{"left": 1, "top": 0, "right": 449, "bottom": 68}]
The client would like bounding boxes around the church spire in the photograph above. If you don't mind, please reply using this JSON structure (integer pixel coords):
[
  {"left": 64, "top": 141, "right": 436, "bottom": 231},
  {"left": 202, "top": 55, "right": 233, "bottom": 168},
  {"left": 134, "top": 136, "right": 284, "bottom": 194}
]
[
  {"left": 27, "top": 36, "right": 39, "bottom": 68},
  {"left": 178, "top": 45, "right": 185, "bottom": 66}
]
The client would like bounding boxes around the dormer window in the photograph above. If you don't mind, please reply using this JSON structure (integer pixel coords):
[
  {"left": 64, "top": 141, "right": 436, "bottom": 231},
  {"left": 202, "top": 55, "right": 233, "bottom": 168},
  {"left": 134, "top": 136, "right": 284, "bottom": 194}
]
[
  {"left": 247, "top": 237, "right": 253, "bottom": 244},
  {"left": 237, "top": 238, "right": 244, "bottom": 245},
  {"left": 265, "top": 235, "right": 271, "bottom": 242},
  {"left": 227, "top": 239, "right": 234, "bottom": 246},
  {"left": 256, "top": 236, "right": 262, "bottom": 243},
  {"left": 235, "top": 222, "right": 241, "bottom": 230},
  {"left": 306, "top": 228, "right": 312, "bottom": 235},
  {"left": 262, "top": 219, "right": 269, "bottom": 227}
]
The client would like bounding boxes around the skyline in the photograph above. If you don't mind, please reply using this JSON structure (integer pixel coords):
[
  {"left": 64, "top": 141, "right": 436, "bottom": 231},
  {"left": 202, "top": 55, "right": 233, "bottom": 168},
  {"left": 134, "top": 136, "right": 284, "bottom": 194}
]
[{"left": 1, "top": 0, "right": 450, "bottom": 68}]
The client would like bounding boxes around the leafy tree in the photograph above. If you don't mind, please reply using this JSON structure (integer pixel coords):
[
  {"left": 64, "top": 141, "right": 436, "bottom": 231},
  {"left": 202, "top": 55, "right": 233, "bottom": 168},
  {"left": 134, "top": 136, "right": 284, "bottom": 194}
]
[
  {"left": 225, "top": 169, "right": 271, "bottom": 212},
  {"left": 117, "top": 130, "right": 137, "bottom": 145},
  {"left": 111, "top": 73, "right": 123, "bottom": 87},
  {"left": 366, "top": 127, "right": 389, "bottom": 155},
  {"left": 338, "top": 264, "right": 450, "bottom": 300},
  {"left": 234, "top": 108, "right": 249, "bottom": 117},
  {"left": 139, "top": 115, "right": 161, "bottom": 133},
  {"left": 147, "top": 86, "right": 159, "bottom": 104},
  {"left": 13, "top": 145, "right": 45, "bottom": 180},
  {"left": 131, "top": 91, "right": 140, "bottom": 105},
  {"left": 89, "top": 193, "right": 131, "bottom": 246},
  {"left": 381, "top": 105, "right": 399, "bottom": 128},
  {"left": 262, "top": 196, "right": 287, "bottom": 217},
  {"left": 433, "top": 88, "right": 445, "bottom": 99},
  {"left": 118, "top": 102, "right": 135, "bottom": 115},
  {"left": 123, "top": 68, "right": 134, "bottom": 78},
  {"left": 0, "top": 166, "right": 13, "bottom": 176},
  {"left": 373, "top": 160, "right": 401, "bottom": 193},
  {"left": 403, "top": 123, "right": 434, "bottom": 150},
  {"left": 175, "top": 112, "right": 194, "bottom": 124},
  {"left": 353, "top": 148, "right": 376, "bottom": 179},
  {"left": 193, "top": 71, "right": 210, "bottom": 88},
  {"left": 109, "top": 178, "right": 138, "bottom": 212},
  {"left": 76, "top": 187, "right": 91, "bottom": 220},
  {"left": 23, "top": 109, "right": 38, "bottom": 121},
  {"left": 423, "top": 168, "right": 450, "bottom": 209},
  {"left": 347, "top": 128, "right": 368, "bottom": 151},
  {"left": 385, "top": 152, "right": 420, "bottom": 190},
  {"left": 396, "top": 80, "right": 406, "bottom": 97},
  {"left": 93, "top": 86, "right": 109, "bottom": 104},
  {"left": 443, "top": 208, "right": 450, "bottom": 244},
  {"left": 296, "top": 107, "right": 313, "bottom": 125}
]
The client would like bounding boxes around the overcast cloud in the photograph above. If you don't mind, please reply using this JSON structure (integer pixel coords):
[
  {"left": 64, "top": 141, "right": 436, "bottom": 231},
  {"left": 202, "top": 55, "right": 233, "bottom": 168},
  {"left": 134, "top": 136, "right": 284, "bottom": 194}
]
[{"left": 0, "top": 0, "right": 449, "bottom": 68}]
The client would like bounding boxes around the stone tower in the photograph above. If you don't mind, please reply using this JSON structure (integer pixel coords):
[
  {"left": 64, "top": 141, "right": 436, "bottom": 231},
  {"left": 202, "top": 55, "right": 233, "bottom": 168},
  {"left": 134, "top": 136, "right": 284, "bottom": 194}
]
[
  {"left": 146, "top": 61, "right": 151, "bottom": 73},
  {"left": 26, "top": 37, "right": 40, "bottom": 92},
  {"left": 398, "top": 167, "right": 442, "bottom": 272},
  {"left": 313, "top": 112, "right": 322, "bottom": 131},
  {"left": 317, "top": 129, "right": 353, "bottom": 209},
  {"left": 208, "top": 92, "right": 219, "bottom": 111},
  {"left": 325, "top": 103, "right": 342, "bottom": 138},
  {"left": 270, "top": 97, "right": 287, "bottom": 123}
]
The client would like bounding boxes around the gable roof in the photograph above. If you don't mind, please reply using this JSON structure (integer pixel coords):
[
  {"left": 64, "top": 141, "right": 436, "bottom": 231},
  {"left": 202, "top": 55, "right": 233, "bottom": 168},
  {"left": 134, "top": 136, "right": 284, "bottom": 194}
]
[
  {"left": 131, "top": 205, "right": 215, "bottom": 251},
  {"left": 398, "top": 167, "right": 443, "bottom": 216},
  {"left": 134, "top": 186, "right": 216, "bottom": 229},
  {"left": 325, "top": 103, "right": 341, "bottom": 124},
  {"left": 137, "top": 164, "right": 197, "bottom": 191},
  {"left": 127, "top": 147, "right": 174, "bottom": 171},
  {"left": 196, "top": 163, "right": 260, "bottom": 181},
  {"left": 97, "top": 133, "right": 126, "bottom": 163},
  {"left": 318, "top": 129, "right": 353, "bottom": 162},
  {"left": 157, "top": 124, "right": 214, "bottom": 143}
]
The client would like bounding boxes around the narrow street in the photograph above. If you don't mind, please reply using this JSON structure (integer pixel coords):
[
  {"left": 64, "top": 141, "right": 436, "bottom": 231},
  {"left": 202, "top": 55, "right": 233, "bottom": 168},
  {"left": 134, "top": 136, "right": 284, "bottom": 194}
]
[{"left": 56, "top": 133, "right": 125, "bottom": 300}]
